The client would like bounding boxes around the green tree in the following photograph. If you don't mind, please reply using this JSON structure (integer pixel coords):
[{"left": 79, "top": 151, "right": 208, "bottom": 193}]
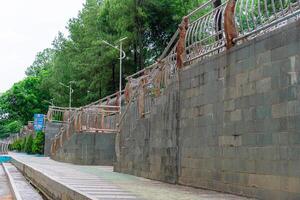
[
  {"left": 0, "top": 0, "right": 207, "bottom": 138},
  {"left": 4, "top": 121, "right": 22, "bottom": 133},
  {"left": 26, "top": 48, "right": 54, "bottom": 77}
]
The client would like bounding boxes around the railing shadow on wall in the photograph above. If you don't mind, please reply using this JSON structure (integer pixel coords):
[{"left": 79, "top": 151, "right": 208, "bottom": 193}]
[{"left": 48, "top": 0, "right": 300, "bottom": 156}]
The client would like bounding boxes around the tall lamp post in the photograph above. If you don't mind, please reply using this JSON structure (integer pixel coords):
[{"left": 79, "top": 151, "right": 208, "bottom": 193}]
[
  {"left": 102, "top": 37, "right": 127, "bottom": 114},
  {"left": 59, "top": 81, "right": 75, "bottom": 110}
]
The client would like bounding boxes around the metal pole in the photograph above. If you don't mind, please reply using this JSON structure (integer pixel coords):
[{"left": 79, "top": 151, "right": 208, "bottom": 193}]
[
  {"left": 101, "top": 38, "right": 127, "bottom": 115},
  {"left": 69, "top": 82, "right": 72, "bottom": 109},
  {"left": 119, "top": 41, "right": 122, "bottom": 114}
]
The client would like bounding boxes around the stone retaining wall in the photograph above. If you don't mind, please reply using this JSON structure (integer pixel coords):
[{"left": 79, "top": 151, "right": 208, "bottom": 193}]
[
  {"left": 44, "top": 122, "right": 63, "bottom": 156},
  {"left": 52, "top": 132, "right": 116, "bottom": 166},
  {"left": 115, "top": 20, "right": 300, "bottom": 199}
]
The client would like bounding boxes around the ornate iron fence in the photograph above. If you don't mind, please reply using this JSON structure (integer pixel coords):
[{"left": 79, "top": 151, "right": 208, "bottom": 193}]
[
  {"left": 47, "top": 106, "right": 76, "bottom": 123},
  {"left": 50, "top": 91, "right": 122, "bottom": 156},
  {"left": 234, "top": 0, "right": 300, "bottom": 42},
  {"left": 75, "top": 105, "right": 120, "bottom": 133},
  {"left": 119, "top": 0, "right": 300, "bottom": 128},
  {"left": 185, "top": 0, "right": 228, "bottom": 62}
]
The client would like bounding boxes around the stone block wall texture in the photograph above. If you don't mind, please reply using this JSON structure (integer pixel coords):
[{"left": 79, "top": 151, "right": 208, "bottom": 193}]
[
  {"left": 51, "top": 132, "right": 116, "bottom": 165},
  {"left": 115, "top": 20, "right": 300, "bottom": 199},
  {"left": 44, "top": 122, "right": 63, "bottom": 156},
  {"left": 115, "top": 79, "right": 180, "bottom": 183}
]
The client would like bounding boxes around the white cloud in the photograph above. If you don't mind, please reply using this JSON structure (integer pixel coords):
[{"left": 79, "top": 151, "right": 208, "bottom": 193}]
[{"left": 0, "top": 0, "right": 85, "bottom": 92}]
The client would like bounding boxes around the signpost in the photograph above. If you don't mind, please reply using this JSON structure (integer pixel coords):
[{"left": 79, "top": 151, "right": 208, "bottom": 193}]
[{"left": 34, "top": 114, "right": 45, "bottom": 131}]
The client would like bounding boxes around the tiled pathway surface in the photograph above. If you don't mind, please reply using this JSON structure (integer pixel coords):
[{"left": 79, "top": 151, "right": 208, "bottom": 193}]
[
  {"left": 10, "top": 153, "right": 253, "bottom": 200},
  {"left": 3, "top": 163, "right": 43, "bottom": 200}
]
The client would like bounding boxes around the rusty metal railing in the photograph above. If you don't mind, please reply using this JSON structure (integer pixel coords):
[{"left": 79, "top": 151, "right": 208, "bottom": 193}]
[
  {"left": 119, "top": 0, "right": 300, "bottom": 127},
  {"left": 50, "top": 108, "right": 77, "bottom": 155},
  {"left": 47, "top": 106, "right": 76, "bottom": 123},
  {"left": 234, "top": 0, "right": 300, "bottom": 42},
  {"left": 0, "top": 141, "right": 9, "bottom": 154},
  {"left": 75, "top": 105, "right": 120, "bottom": 133},
  {"left": 185, "top": 0, "right": 228, "bottom": 62},
  {"left": 50, "top": 0, "right": 300, "bottom": 155},
  {"left": 50, "top": 92, "right": 122, "bottom": 156},
  {"left": 78, "top": 91, "right": 123, "bottom": 132}
]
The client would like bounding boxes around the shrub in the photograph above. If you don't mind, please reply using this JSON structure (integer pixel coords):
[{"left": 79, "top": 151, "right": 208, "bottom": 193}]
[
  {"left": 25, "top": 135, "right": 33, "bottom": 154},
  {"left": 5, "top": 120, "right": 23, "bottom": 133},
  {"left": 10, "top": 139, "right": 22, "bottom": 151},
  {"left": 9, "top": 132, "right": 45, "bottom": 155},
  {"left": 32, "top": 131, "right": 45, "bottom": 154},
  {"left": 21, "top": 137, "right": 27, "bottom": 151}
]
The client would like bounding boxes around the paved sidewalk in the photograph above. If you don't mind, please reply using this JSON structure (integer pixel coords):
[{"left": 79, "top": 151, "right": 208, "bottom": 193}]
[
  {"left": 0, "top": 165, "right": 12, "bottom": 200},
  {"left": 3, "top": 163, "right": 43, "bottom": 200},
  {"left": 10, "top": 153, "right": 252, "bottom": 200}
]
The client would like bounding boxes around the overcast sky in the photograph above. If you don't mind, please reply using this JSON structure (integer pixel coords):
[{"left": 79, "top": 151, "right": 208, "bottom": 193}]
[{"left": 0, "top": 0, "right": 85, "bottom": 93}]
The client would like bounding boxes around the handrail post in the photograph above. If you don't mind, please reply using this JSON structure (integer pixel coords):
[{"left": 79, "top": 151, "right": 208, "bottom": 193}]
[
  {"left": 176, "top": 16, "right": 189, "bottom": 69},
  {"left": 224, "top": 0, "right": 238, "bottom": 49}
]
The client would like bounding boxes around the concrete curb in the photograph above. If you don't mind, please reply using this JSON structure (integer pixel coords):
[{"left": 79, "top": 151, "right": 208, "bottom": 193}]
[
  {"left": 10, "top": 156, "right": 96, "bottom": 200},
  {"left": 2, "top": 163, "right": 22, "bottom": 200}
]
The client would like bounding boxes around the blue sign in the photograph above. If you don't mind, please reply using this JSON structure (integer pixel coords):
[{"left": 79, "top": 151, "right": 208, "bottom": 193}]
[{"left": 34, "top": 114, "right": 45, "bottom": 131}]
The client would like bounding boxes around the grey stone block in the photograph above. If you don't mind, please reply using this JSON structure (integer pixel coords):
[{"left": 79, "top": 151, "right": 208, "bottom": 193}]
[
  {"left": 256, "top": 77, "right": 272, "bottom": 94},
  {"left": 256, "top": 105, "right": 271, "bottom": 119}
]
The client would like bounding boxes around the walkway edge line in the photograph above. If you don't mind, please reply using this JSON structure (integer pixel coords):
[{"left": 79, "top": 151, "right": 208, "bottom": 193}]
[{"left": 2, "top": 163, "right": 22, "bottom": 200}]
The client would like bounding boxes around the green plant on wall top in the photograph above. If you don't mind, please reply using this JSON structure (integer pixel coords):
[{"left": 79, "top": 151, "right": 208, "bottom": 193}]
[
  {"left": 10, "top": 131, "right": 45, "bottom": 155},
  {"left": 32, "top": 131, "right": 45, "bottom": 154},
  {"left": 25, "top": 135, "right": 33, "bottom": 154},
  {"left": 21, "top": 136, "right": 27, "bottom": 151}
]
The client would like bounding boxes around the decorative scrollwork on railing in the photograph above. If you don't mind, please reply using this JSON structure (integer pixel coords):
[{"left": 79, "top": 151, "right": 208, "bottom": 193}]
[
  {"left": 234, "top": 0, "right": 300, "bottom": 42},
  {"left": 185, "top": 0, "right": 228, "bottom": 62}
]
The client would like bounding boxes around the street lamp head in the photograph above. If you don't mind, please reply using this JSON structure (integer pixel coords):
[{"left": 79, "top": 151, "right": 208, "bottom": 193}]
[
  {"left": 102, "top": 40, "right": 110, "bottom": 46},
  {"left": 102, "top": 40, "right": 119, "bottom": 50},
  {"left": 119, "top": 37, "right": 128, "bottom": 42},
  {"left": 59, "top": 82, "right": 67, "bottom": 87}
]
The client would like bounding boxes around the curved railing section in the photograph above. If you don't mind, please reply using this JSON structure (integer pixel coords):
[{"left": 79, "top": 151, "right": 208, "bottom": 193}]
[
  {"left": 185, "top": 1, "right": 227, "bottom": 62},
  {"left": 119, "top": 0, "right": 300, "bottom": 126},
  {"left": 234, "top": 0, "right": 300, "bottom": 42}
]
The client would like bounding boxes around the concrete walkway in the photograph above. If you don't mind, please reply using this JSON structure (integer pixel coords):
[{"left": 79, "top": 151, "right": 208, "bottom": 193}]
[
  {"left": 0, "top": 165, "right": 12, "bottom": 200},
  {"left": 3, "top": 162, "right": 43, "bottom": 200},
  {"left": 10, "top": 153, "right": 253, "bottom": 200}
]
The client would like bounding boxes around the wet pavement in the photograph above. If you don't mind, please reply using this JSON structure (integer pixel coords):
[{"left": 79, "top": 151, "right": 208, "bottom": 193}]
[
  {"left": 0, "top": 165, "right": 13, "bottom": 200},
  {"left": 3, "top": 163, "right": 43, "bottom": 200},
  {"left": 10, "top": 153, "right": 253, "bottom": 200}
]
